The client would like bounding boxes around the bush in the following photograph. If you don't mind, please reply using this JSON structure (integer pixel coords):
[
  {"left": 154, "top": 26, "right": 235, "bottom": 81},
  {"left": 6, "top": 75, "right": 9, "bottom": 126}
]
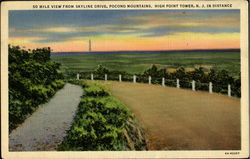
[
  {"left": 58, "top": 81, "right": 146, "bottom": 151},
  {"left": 9, "top": 45, "right": 65, "bottom": 132},
  {"left": 84, "top": 85, "right": 110, "bottom": 97},
  {"left": 74, "top": 65, "right": 241, "bottom": 97},
  {"left": 68, "top": 79, "right": 89, "bottom": 88},
  {"left": 51, "top": 80, "right": 65, "bottom": 90}
]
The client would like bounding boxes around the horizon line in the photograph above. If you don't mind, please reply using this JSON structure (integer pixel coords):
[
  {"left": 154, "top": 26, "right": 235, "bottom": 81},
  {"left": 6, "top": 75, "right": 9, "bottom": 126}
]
[{"left": 52, "top": 48, "right": 240, "bottom": 53}]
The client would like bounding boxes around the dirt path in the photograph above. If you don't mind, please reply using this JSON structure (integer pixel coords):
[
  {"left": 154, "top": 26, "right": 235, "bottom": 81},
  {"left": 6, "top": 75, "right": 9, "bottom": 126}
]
[
  {"left": 9, "top": 83, "right": 83, "bottom": 151},
  {"left": 93, "top": 81, "right": 241, "bottom": 150}
]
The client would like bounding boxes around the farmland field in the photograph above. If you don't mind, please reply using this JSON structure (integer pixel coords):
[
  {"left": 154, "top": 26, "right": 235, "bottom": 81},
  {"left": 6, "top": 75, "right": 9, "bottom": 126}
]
[{"left": 51, "top": 50, "right": 240, "bottom": 77}]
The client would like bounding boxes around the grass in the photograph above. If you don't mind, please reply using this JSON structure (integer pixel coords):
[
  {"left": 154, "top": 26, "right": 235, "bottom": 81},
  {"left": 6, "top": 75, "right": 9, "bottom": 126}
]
[{"left": 51, "top": 51, "right": 240, "bottom": 78}]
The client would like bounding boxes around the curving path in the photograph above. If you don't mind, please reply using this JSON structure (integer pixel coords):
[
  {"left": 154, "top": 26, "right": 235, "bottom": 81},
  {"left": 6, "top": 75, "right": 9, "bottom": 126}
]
[
  {"left": 93, "top": 81, "right": 241, "bottom": 150},
  {"left": 9, "top": 83, "right": 83, "bottom": 151}
]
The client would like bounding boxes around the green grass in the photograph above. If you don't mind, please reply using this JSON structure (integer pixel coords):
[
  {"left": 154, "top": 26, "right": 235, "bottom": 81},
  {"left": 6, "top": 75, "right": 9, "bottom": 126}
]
[{"left": 52, "top": 51, "right": 240, "bottom": 78}]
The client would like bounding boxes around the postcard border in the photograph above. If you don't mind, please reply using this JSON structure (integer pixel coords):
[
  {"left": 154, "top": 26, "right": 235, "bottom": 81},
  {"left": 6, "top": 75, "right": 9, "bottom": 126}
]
[{"left": 1, "top": 1, "right": 249, "bottom": 158}]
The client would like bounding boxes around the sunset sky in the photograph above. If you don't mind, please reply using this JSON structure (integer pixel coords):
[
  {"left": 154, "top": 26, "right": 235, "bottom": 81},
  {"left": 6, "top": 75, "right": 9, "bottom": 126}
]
[{"left": 9, "top": 10, "right": 240, "bottom": 52}]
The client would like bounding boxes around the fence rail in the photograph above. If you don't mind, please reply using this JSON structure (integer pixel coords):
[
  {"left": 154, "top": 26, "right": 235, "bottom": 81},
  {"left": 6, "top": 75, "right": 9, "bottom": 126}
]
[{"left": 76, "top": 73, "right": 234, "bottom": 97}]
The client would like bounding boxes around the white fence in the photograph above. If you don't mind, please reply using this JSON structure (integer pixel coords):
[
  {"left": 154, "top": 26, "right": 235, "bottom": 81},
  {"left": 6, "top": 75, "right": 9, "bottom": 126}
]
[{"left": 76, "top": 73, "right": 232, "bottom": 97}]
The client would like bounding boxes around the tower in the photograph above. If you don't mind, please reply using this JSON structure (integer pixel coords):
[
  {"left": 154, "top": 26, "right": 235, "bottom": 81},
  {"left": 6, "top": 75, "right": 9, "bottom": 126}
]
[{"left": 89, "top": 39, "right": 91, "bottom": 52}]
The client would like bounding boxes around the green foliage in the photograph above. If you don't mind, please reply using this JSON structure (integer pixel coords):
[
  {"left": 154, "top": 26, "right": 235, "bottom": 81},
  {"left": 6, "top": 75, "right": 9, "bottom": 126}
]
[
  {"left": 84, "top": 85, "right": 110, "bottom": 97},
  {"left": 9, "top": 45, "right": 65, "bottom": 132},
  {"left": 86, "top": 65, "right": 111, "bottom": 80},
  {"left": 95, "top": 65, "right": 110, "bottom": 75},
  {"left": 232, "top": 74, "right": 241, "bottom": 97},
  {"left": 167, "top": 67, "right": 240, "bottom": 96},
  {"left": 32, "top": 47, "right": 51, "bottom": 63},
  {"left": 58, "top": 81, "right": 146, "bottom": 151},
  {"left": 51, "top": 80, "right": 65, "bottom": 89},
  {"left": 75, "top": 64, "right": 240, "bottom": 97},
  {"left": 67, "top": 79, "right": 89, "bottom": 88},
  {"left": 143, "top": 65, "right": 159, "bottom": 77}
]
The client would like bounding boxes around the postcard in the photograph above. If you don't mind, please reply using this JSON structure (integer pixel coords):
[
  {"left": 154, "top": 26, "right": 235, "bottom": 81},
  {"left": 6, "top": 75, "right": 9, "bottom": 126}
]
[{"left": 1, "top": 0, "right": 249, "bottom": 158}]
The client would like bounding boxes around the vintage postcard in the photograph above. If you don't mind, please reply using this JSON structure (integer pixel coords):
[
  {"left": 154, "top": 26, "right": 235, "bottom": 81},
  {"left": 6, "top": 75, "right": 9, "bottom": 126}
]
[{"left": 1, "top": 0, "right": 249, "bottom": 158}]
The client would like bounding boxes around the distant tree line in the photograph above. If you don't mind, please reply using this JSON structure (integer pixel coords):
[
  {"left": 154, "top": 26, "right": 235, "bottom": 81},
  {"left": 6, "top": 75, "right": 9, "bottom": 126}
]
[
  {"left": 9, "top": 45, "right": 65, "bottom": 132},
  {"left": 69, "top": 64, "right": 241, "bottom": 97}
]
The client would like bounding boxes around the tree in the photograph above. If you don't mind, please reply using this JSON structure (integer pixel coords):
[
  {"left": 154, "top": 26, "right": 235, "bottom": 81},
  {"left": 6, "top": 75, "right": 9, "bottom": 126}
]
[
  {"left": 208, "top": 69, "right": 216, "bottom": 83},
  {"left": 143, "top": 65, "right": 159, "bottom": 77},
  {"left": 174, "top": 67, "right": 186, "bottom": 79},
  {"left": 32, "top": 47, "right": 51, "bottom": 63},
  {"left": 95, "top": 65, "right": 110, "bottom": 75},
  {"left": 190, "top": 67, "right": 206, "bottom": 82},
  {"left": 232, "top": 73, "right": 241, "bottom": 97},
  {"left": 8, "top": 45, "right": 65, "bottom": 132}
]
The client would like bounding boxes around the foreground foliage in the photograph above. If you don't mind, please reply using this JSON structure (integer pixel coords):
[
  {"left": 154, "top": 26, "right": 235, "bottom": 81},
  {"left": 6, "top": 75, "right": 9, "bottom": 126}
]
[
  {"left": 9, "top": 45, "right": 65, "bottom": 132},
  {"left": 57, "top": 80, "right": 147, "bottom": 151}
]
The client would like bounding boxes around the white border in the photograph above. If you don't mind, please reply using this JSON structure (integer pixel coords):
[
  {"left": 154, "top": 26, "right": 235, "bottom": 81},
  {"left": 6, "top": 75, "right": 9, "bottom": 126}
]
[{"left": 1, "top": 1, "right": 249, "bottom": 158}]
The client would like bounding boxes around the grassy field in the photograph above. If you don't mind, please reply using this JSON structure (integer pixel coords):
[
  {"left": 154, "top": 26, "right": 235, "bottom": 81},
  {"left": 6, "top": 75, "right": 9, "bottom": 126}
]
[
  {"left": 91, "top": 80, "right": 240, "bottom": 150},
  {"left": 51, "top": 51, "right": 240, "bottom": 77}
]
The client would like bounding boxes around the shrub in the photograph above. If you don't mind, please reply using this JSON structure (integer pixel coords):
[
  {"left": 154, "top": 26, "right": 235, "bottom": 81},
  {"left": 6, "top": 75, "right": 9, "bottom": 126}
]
[
  {"left": 29, "top": 85, "right": 50, "bottom": 103},
  {"left": 68, "top": 79, "right": 89, "bottom": 88},
  {"left": 9, "top": 45, "right": 65, "bottom": 132},
  {"left": 84, "top": 85, "right": 110, "bottom": 97},
  {"left": 51, "top": 80, "right": 65, "bottom": 90},
  {"left": 58, "top": 81, "right": 146, "bottom": 151},
  {"left": 75, "top": 64, "right": 241, "bottom": 97}
]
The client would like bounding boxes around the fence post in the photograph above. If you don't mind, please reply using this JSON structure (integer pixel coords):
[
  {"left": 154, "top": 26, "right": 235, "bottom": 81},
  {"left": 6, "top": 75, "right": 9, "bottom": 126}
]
[
  {"left": 192, "top": 80, "right": 195, "bottom": 91},
  {"left": 77, "top": 73, "right": 79, "bottom": 80},
  {"left": 149, "top": 76, "right": 151, "bottom": 84},
  {"left": 91, "top": 73, "right": 94, "bottom": 80},
  {"left": 119, "top": 74, "right": 122, "bottom": 82},
  {"left": 133, "top": 75, "right": 136, "bottom": 83},
  {"left": 228, "top": 84, "right": 231, "bottom": 97},
  {"left": 162, "top": 78, "right": 165, "bottom": 86},
  {"left": 177, "top": 79, "right": 180, "bottom": 88},
  {"left": 209, "top": 82, "right": 213, "bottom": 93},
  {"left": 105, "top": 74, "right": 107, "bottom": 81}
]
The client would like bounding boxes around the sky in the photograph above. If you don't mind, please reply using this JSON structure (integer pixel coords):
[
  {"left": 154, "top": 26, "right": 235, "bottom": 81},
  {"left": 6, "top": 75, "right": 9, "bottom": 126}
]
[{"left": 9, "top": 10, "right": 240, "bottom": 52}]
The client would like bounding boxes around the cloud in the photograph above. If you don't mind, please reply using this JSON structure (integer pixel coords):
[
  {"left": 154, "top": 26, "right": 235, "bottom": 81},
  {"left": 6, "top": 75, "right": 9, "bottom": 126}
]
[
  {"left": 121, "top": 11, "right": 240, "bottom": 37},
  {"left": 9, "top": 36, "right": 52, "bottom": 46},
  {"left": 9, "top": 10, "right": 240, "bottom": 43},
  {"left": 9, "top": 32, "right": 239, "bottom": 52}
]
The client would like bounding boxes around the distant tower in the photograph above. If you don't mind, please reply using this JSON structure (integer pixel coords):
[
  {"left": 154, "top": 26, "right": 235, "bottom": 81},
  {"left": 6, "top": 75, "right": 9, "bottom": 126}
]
[{"left": 89, "top": 39, "right": 91, "bottom": 52}]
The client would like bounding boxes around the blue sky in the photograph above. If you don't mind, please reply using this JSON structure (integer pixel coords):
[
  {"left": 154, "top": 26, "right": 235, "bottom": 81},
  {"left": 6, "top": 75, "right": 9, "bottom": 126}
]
[{"left": 9, "top": 10, "right": 240, "bottom": 52}]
